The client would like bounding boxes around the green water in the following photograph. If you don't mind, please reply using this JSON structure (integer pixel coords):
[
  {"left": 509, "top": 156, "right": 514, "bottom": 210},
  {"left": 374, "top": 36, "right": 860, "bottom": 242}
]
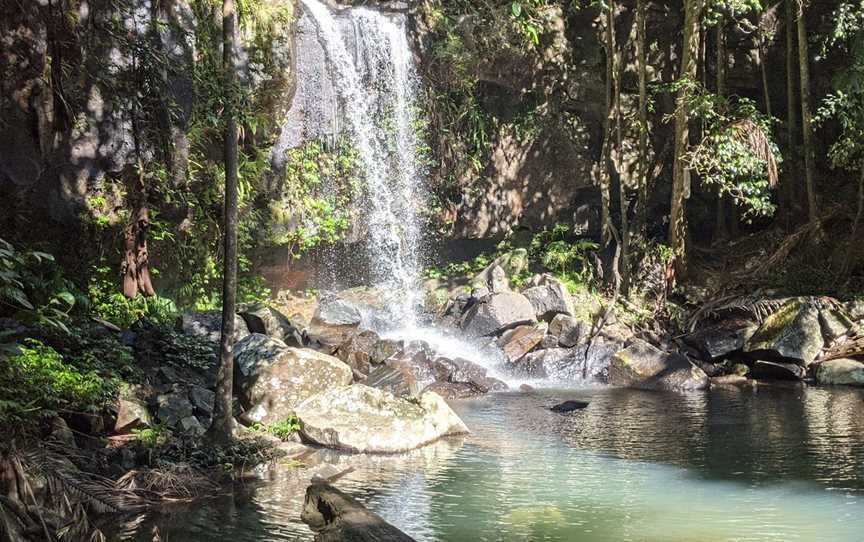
[{"left": 122, "top": 385, "right": 864, "bottom": 541}]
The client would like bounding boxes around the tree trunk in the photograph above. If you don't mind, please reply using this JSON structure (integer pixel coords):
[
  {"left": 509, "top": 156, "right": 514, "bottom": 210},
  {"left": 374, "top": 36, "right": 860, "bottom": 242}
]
[
  {"left": 635, "top": 0, "right": 649, "bottom": 236},
  {"left": 797, "top": 0, "right": 817, "bottom": 222},
  {"left": 122, "top": 166, "right": 156, "bottom": 298},
  {"left": 598, "top": 3, "right": 614, "bottom": 247},
  {"left": 669, "top": 0, "right": 703, "bottom": 277},
  {"left": 209, "top": 0, "right": 239, "bottom": 443},
  {"left": 784, "top": 0, "right": 798, "bottom": 225},
  {"left": 758, "top": 43, "right": 772, "bottom": 118},
  {"left": 612, "top": 0, "right": 629, "bottom": 294},
  {"left": 714, "top": 19, "right": 728, "bottom": 243}
]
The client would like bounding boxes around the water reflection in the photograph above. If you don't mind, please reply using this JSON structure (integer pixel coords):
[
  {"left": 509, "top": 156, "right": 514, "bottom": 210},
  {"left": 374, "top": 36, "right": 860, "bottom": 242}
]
[{"left": 122, "top": 386, "right": 864, "bottom": 541}]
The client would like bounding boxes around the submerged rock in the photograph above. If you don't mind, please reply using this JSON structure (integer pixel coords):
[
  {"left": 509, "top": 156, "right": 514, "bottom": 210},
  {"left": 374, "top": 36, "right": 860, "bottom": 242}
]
[
  {"left": 295, "top": 385, "right": 469, "bottom": 453},
  {"left": 683, "top": 318, "right": 758, "bottom": 361},
  {"left": 550, "top": 400, "right": 589, "bottom": 413},
  {"left": 609, "top": 341, "right": 709, "bottom": 391},
  {"left": 460, "top": 291, "right": 536, "bottom": 337},
  {"left": 302, "top": 482, "right": 416, "bottom": 542},
  {"left": 816, "top": 358, "right": 864, "bottom": 386},
  {"left": 744, "top": 301, "right": 824, "bottom": 366},
  {"left": 238, "top": 346, "right": 353, "bottom": 425}
]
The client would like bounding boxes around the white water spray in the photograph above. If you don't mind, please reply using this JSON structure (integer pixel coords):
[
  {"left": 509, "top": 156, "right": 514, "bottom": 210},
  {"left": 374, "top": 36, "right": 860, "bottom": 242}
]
[{"left": 293, "top": 0, "right": 424, "bottom": 324}]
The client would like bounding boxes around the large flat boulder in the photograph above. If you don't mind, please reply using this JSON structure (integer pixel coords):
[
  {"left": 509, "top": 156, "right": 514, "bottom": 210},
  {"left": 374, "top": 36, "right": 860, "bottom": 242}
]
[
  {"left": 816, "top": 358, "right": 864, "bottom": 386},
  {"left": 744, "top": 301, "right": 824, "bottom": 366},
  {"left": 238, "top": 345, "right": 353, "bottom": 425},
  {"left": 460, "top": 291, "right": 536, "bottom": 337},
  {"left": 609, "top": 341, "right": 709, "bottom": 391},
  {"left": 295, "top": 385, "right": 469, "bottom": 453}
]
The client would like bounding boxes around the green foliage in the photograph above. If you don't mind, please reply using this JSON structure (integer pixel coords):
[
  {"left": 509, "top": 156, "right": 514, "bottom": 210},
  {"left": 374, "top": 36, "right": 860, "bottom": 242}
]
[
  {"left": 0, "top": 239, "right": 77, "bottom": 334},
  {"left": 0, "top": 340, "right": 119, "bottom": 424},
  {"left": 529, "top": 223, "right": 598, "bottom": 290},
  {"left": 663, "top": 80, "right": 781, "bottom": 219},
  {"left": 269, "top": 138, "right": 361, "bottom": 258},
  {"left": 817, "top": 2, "right": 864, "bottom": 172},
  {"left": 88, "top": 266, "right": 178, "bottom": 328},
  {"left": 266, "top": 415, "right": 302, "bottom": 441},
  {"left": 132, "top": 424, "right": 171, "bottom": 447},
  {"left": 424, "top": 253, "right": 493, "bottom": 281}
]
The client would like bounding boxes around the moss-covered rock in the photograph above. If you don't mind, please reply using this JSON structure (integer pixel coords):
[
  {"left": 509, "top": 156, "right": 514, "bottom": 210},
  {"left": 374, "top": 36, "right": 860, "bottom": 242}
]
[
  {"left": 816, "top": 358, "right": 864, "bottom": 387},
  {"left": 609, "top": 341, "right": 709, "bottom": 391},
  {"left": 744, "top": 301, "right": 824, "bottom": 366}
]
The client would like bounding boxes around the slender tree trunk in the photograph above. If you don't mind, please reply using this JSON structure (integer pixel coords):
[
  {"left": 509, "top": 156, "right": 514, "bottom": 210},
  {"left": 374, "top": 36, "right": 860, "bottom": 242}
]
[
  {"left": 714, "top": 19, "right": 728, "bottom": 243},
  {"left": 669, "top": 0, "right": 703, "bottom": 277},
  {"left": 758, "top": 43, "right": 772, "bottom": 118},
  {"left": 797, "top": 0, "right": 817, "bottom": 222},
  {"left": 612, "top": 0, "right": 630, "bottom": 294},
  {"left": 209, "top": 0, "right": 239, "bottom": 443},
  {"left": 785, "top": 0, "right": 798, "bottom": 225},
  {"left": 599, "top": 3, "right": 614, "bottom": 247},
  {"left": 635, "top": 0, "right": 649, "bottom": 236},
  {"left": 122, "top": 164, "right": 156, "bottom": 298}
]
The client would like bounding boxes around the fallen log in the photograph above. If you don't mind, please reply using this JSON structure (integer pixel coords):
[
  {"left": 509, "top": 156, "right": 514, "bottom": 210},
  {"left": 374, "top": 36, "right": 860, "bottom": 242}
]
[{"left": 301, "top": 482, "right": 416, "bottom": 542}]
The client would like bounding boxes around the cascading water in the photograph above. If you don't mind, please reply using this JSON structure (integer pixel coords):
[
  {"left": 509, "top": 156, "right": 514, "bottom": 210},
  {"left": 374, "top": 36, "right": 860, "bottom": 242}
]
[{"left": 286, "top": 0, "right": 425, "bottom": 325}]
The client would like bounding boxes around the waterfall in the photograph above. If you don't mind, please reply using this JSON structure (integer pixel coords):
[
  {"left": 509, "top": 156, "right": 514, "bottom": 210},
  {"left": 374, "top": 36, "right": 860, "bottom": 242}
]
[{"left": 282, "top": 0, "right": 425, "bottom": 324}]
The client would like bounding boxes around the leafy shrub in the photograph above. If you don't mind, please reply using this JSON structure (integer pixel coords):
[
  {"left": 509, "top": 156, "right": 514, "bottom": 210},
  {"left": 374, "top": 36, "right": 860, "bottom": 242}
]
[
  {"left": 0, "top": 340, "right": 119, "bottom": 423},
  {"left": 88, "top": 266, "right": 178, "bottom": 328},
  {"left": 132, "top": 424, "right": 171, "bottom": 447},
  {"left": 529, "top": 223, "right": 598, "bottom": 291},
  {"left": 0, "top": 239, "right": 78, "bottom": 333},
  {"left": 267, "top": 415, "right": 301, "bottom": 441}
]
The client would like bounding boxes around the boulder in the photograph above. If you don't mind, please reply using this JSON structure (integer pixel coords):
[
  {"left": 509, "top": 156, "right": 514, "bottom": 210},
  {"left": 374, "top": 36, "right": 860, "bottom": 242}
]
[
  {"left": 178, "top": 416, "right": 205, "bottom": 436},
  {"left": 180, "top": 311, "right": 249, "bottom": 345},
  {"left": 239, "top": 303, "right": 303, "bottom": 346},
  {"left": 744, "top": 301, "right": 824, "bottom": 366},
  {"left": 302, "top": 482, "right": 416, "bottom": 542},
  {"left": 114, "top": 398, "right": 153, "bottom": 434},
  {"left": 49, "top": 418, "right": 77, "bottom": 448},
  {"left": 423, "top": 381, "right": 487, "bottom": 400},
  {"left": 750, "top": 360, "right": 805, "bottom": 381},
  {"left": 548, "top": 314, "right": 587, "bottom": 348},
  {"left": 314, "top": 296, "right": 363, "bottom": 326},
  {"left": 683, "top": 319, "right": 758, "bottom": 361},
  {"left": 447, "top": 358, "right": 506, "bottom": 392},
  {"left": 497, "top": 325, "right": 546, "bottom": 363},
  {"left": 472, "top": 264, "right": 510, "bottom": 293},
  {"left": 371, "top": 338, "right": 402, "bottom": 364},
  {"left": 156, "top": 393, "right": 194, "bottom": 427},
  {"left": 460, "top": 292, "right": 536, "bottom": 337},
  {"left": 365, "top": 365, "right": 420, "bottom": 398},
  {"left": 609, "top": 341, "right": 709, "bottom": 391},
  {"left": 239, "top": 348, "right": 353, "bottom": 426},
  {"left": 818, "top": 309, "right": 852, "bottom": 342},
  {"left": 189, "top": 386, "right": 215, "bottom": 417},
  {"left": 523, "top": 281, "right": 575, "bottom": 320},
  {"left": 815, "top": 358, "right": 864, "bottom": 386},
  {"left": 295, "top": 385, "right": 470, "bottom": 453},
  {"left": 846, "top": 299, "right": 864, "bottom": 321},
  {"left": 336, "top": 330, "right": 381, "bottom": 376},
  {"left": 233, "top": 333, "right": 289, "bottom": 380}
]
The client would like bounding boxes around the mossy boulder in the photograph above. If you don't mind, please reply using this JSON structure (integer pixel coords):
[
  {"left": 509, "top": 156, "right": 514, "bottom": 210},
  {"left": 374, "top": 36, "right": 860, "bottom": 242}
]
[
  {"left": 295, "top": 385, "right": 469, "bottom": 453},
  {"left": 744, "top": 301, "right": 824, "bottom": 366},
  {"left": 609, "top": 341, "right": 709, "bottom": 391},
  {"left": 816, "top": 359, "right": 864, "bottom": 387}
]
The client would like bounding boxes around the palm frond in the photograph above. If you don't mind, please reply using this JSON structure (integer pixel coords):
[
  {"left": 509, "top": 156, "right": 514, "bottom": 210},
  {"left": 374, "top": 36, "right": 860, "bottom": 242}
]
[{"left": 730, "top": 118, "right": 779, "bottom": 188}]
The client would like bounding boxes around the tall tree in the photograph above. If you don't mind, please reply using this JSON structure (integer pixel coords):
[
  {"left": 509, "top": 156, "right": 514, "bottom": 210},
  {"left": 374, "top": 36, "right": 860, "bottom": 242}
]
[
  {"left": 598, "top": 1, "right": 614, "bottom": 247},
  {"left": 714, "top": 16, "right": 728, "bottom": 242},
  {"left": 122, "top": 164, "right": 156, "bottom": 299},
  {"left": 635, "top": 0, "right": 649, "bottom": 236},
  {"left": 611, "top": 0, "right": 630, "bottom": 293},
  {"left": 797, "top": 0, "right": 818, "bottom": 222},
  {"left": 208, "top": 0, "right": 239, "bottom": 443},
  {"left": 669, "top": 0, "right": 704, "bottom": 277},
  {"left": 785, "top": 0, "right": 798, "bottom": 220}
]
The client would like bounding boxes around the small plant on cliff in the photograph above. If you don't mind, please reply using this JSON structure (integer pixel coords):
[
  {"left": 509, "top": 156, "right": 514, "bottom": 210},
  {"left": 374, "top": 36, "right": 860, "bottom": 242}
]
[
  {"left": 267, "top": 415, "right": 302, "bottom": 441},
  {"left": 529, "top": 224, "right": 599, "bottom": 291}
]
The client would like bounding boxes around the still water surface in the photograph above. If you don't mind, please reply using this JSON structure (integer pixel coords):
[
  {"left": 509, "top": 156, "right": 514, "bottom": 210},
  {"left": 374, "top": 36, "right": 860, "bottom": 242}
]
[{"left": 124, "top": 385, "right": 864, "bottom": 541}]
